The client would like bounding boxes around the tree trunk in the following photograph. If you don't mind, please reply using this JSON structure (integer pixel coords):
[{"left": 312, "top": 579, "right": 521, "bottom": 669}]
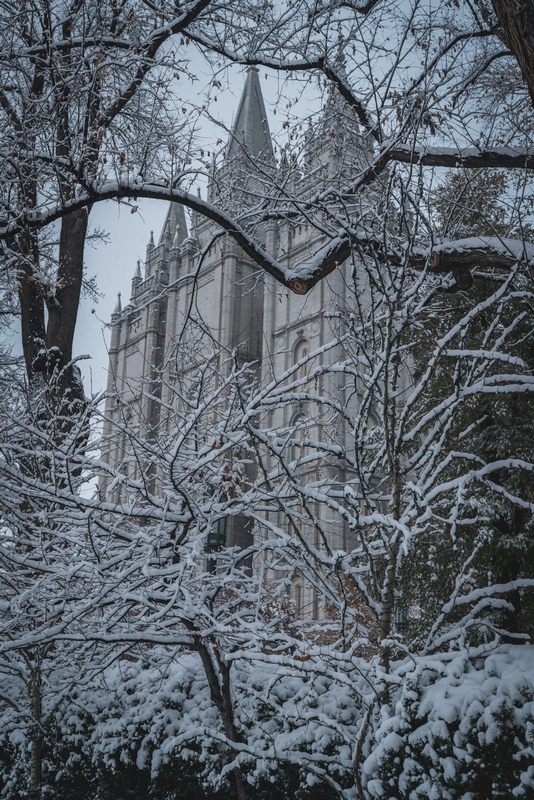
[
  {"left": 18, "top": 209, "right": 88, "bottom": 411},
  {"left": 45, "top": 209, "right": 88, "bottom": 415},
  {"left": 16, "top": 211, "right": 89, "bottom": 799},
  {"left": 195, "top": 639, "right": 247, "bottom": 800},
  {"left": 17, "top": 230, "right": 46, "bottom": 398},
  {"left": 46, "top": 209, "right": 88, "bottom": 383},
  {"left": 29, "top": 656, "right": 42, "bottom": 799},
  {"left": 492, "top": 0, "right": 534, "bottom": 108}
]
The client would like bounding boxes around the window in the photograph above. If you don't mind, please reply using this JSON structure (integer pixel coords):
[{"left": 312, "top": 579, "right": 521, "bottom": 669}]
[
  {"left": 293, "top": 339, "right": 309, "bottom": 388},
  {"left": 289, "top": 412, "right": 305, "bottom": 464},
  {"left": 394, "top": 607, "right": 407, "bottom": 632},
  {"left": 294, "top": 581, "right": 303, "bottom": 616},
  {"left": 206, "top": 517, "right": 227, "bottom": 574},
  {"left": 204, "top": 486, "right": 227, "bottom": 573}
]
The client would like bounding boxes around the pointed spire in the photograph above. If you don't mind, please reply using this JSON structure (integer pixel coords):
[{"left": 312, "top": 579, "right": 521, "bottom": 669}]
[
  {"left": 190, "top": 187, "right": 201, "bottom": 240},
  {"left": 226, "top": 67, "right": 274, "bottom": 163},
  {"left": 158, "top": 202, "right": 188, "bottom": 246},
  {"left": 148, "top": 230, "right": 154, "bottom": 248},
  {"left": 334, "top": 34, "right": 348, "bottom": 80},
  {"left": 113, "top": 292, "right": 122, "bottom": 316},
  {"left": 207, "top": 151, "right": 217, "bottom": 201},
  {"left": 131, "top": 261, "right": 142, "bottom": 298}
]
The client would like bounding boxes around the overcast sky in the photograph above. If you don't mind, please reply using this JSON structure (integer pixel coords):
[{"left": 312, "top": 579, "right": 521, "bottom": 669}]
[
  {"left": 70, "top": 64, "right": 321, "bottom": 396},
  {"left": 74, "top": 60, "right": 243, "bottom": 396},
  {"left": 75, "top": 198, "right": 169, "bottom": 396}
]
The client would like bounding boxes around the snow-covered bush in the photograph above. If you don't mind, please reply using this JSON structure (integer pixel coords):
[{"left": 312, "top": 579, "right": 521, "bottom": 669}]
[
  {"left": 0, "top": 652, "right": 348, "bottom": 800},
  {"left": 59, "top": 654, "right": 359, "bottom": 797},
  {"left": 363, "top": 646, "right": 534, "bottom": 800}
]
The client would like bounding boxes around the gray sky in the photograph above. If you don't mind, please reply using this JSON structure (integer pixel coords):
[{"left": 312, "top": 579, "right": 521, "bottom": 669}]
[
  {"left": 72, "top": 66, "right": 320, "bottom": 396},
  {"left": 75, "top": 198, "right": 169, "bottom": 396}
]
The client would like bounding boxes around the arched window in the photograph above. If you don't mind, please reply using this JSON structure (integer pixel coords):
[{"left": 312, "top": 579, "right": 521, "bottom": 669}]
[
  {"left": 293, "top": 338, "right": 309, "bottom": 388},
  {"left": 289, "top": 340, "right": 310, "bottom": 464},
  {"left": 289, "top": 412, "right": 305, "bottom": 464}
]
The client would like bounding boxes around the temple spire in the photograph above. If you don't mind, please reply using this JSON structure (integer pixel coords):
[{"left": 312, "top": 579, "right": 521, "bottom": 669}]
[
  {"left": 226, "top": 67, "right": 274, "bottom": 163},
  {"left": 158, "top": 202, "right": 188, "bottom": 247}
]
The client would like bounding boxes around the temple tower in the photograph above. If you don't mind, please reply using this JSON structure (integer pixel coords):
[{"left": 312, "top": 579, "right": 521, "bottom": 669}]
[{"left": 102, "top": 67, "right": 370, "bottom": 609}]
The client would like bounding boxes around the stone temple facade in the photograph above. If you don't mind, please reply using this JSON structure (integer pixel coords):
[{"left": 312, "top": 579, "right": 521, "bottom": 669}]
[{"left": 103, "top": 67, "right": 373, "bottom": 616}]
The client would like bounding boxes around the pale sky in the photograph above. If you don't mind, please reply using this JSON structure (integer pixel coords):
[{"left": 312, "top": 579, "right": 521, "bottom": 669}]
[
  {"left": 75, "top": 198, "right": 169, "bottom": 397},
  {"left": 73, "top": 66, "right": 320, "bottom": 396}
]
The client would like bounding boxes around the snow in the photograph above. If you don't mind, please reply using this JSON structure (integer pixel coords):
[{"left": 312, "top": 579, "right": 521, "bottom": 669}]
[
  {"left": 0, "top": 642, "right": 531, "bottom": 799},
  {"left": 432, "top": 236, "right": 534, "bottom": 264},
  {"left": 362, "top": 646, "right": 534, "bottom": 798}
]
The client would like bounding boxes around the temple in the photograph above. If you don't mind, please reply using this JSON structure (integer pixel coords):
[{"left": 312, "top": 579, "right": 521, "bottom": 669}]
[{"left": 102, "top": 67, "right": 373, "bottom": 616}]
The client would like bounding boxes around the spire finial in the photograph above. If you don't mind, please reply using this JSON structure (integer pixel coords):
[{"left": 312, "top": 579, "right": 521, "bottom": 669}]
[
  {"left": 149, "top": 230, "right": 154, "bottom": 247},
  {"left": 113, "top": 292, "right": 122, "bottom": 315},
  {"left": 133, "top": 259, "right": 142, "bottom": 280}
]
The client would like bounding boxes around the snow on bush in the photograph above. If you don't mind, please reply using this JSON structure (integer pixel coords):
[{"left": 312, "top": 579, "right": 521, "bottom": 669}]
[
  {"left": 362, "top": 645, "right": 534, "bottom": 800},
  {"left": 80, "top": 653, "right": 364, "bottom": 789},
  {"left": 32, "top": 651, "right": 364, "bottom": 792},
  {"left": 2, "top": 646, "right": 534, "bottom": 799}
]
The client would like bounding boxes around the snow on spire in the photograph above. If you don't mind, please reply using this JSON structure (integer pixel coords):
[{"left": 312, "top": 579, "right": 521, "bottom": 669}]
[{"left": 190, "top": 187, "right": 202, "bottom": 239}]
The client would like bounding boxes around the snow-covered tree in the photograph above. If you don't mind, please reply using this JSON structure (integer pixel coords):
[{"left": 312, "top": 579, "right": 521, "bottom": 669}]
[
  {"left": 3, "top": 1, "right": 534, "bottom": 798},
  {"left": 4, "top": 0, "right": 534, "bottom": 303}
]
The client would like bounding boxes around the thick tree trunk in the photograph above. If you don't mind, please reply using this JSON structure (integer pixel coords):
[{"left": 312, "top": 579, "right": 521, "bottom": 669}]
[
  {"left": 16, "top": 212, "right": 89, "bottom": 799},
  {"left": 492, "top": 0, "right": 534, "bottom": 108},
  {"left": 45, "top": 208, "right": 88, "bottom": 411},
  {"left": 46, "top": 209, "right": 88, "bottom": 372},
  {"left": 17, "top": 230, "right": 46, "bottom": 397},
  {"left": 18, "top": 209, "right": 88, "bottom": 411}
]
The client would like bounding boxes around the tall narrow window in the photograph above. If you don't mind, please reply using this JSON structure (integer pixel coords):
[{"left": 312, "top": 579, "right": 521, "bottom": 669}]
[
  {"left": 206, "top": 516, "right": 227, "bottom": 573},
  {"left": 294, "top": 582, "right": 303, "bottom": 616},
  {"left": 293, "top": 339, "right": 309, "bottom": 388},
  {"left": 289, "top": 412, "right": 305, "bottom": 464},
  {"left": 204, "top": 486, "right": 227, "bottom": 573}
]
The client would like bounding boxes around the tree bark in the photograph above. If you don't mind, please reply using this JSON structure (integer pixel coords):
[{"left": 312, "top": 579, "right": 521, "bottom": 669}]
[
  {"left": 492, "top": 0, "right": 534, "bottom": 108},
  {"left": 17, "top": 228, "right": 46, "bottom": 397},
  {"left": 195, "top": 638, "right": 247, "bottom": 800},
  {"left": 45, "top": 208, "right": 88, "bottom": 410},
  {"left": 18, "top": 209, "right": 88, "bottom": 416},
  {"left": 29, "top": 657, "right": 42, "bottom": 800},
  {"left": 46, "top": 208, "right": 88, "bottom": 373}
]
